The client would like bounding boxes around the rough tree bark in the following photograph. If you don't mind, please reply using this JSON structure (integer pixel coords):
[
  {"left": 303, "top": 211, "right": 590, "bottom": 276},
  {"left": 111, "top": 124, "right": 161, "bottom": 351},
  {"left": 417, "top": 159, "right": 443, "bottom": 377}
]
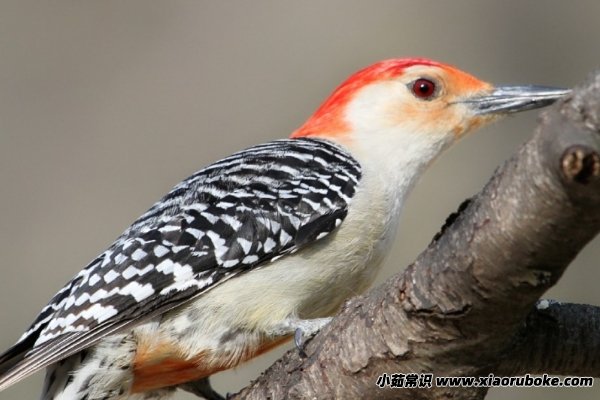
[{"left": 225, "top": 69, "right": 600, "bottom": 400}]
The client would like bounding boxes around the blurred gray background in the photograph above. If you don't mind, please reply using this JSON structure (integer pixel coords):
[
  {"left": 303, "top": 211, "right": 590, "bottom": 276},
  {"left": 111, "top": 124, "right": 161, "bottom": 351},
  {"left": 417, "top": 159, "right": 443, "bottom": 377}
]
[{"left": 1, "top": 1, "right": 599, "bottom": 399}]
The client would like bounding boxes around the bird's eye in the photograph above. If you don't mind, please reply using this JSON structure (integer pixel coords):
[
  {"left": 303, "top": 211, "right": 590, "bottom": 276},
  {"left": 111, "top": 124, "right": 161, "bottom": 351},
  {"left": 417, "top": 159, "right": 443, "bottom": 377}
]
[{"left": 411, "top": 78, "right": 437, "bottom": 100}]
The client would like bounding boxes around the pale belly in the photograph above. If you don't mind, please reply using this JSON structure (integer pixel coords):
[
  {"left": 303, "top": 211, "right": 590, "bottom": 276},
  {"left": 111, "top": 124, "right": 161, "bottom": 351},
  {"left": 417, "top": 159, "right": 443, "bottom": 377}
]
[
  {"left": 120, "top": 171, "right": 407, "bottom": 392},
  {"left": 158, "top": 177, "right": 404, "bottom": 356}
]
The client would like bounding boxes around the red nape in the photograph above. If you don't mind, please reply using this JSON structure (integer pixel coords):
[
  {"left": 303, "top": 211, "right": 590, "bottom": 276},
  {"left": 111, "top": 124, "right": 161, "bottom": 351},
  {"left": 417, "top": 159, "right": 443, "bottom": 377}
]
[{"left": 291, "top": 58, "right": 442, "bottom": 139}]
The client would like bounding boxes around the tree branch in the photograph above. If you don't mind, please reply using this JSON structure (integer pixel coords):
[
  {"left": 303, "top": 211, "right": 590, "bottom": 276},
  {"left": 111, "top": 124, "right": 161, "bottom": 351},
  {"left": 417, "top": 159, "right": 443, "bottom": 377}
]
[
  {"left": 497, "top": 301, "right": 600, "bottom": 377},
  {"left": 230, "top": 69, "right": 600, "bottom": 400}
]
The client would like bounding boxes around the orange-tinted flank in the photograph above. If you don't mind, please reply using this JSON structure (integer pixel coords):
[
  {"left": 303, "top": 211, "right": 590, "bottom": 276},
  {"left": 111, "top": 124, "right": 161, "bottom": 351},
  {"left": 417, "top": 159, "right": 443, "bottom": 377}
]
[{"left": 131, "top": 336, "right": 292, "bottom": 393}]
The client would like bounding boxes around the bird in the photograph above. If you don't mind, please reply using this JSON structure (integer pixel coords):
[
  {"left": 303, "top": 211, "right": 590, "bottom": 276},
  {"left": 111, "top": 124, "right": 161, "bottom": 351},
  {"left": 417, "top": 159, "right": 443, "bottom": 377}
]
[{"left": 0, "top": 58, "right": 569, "bottom": 400}]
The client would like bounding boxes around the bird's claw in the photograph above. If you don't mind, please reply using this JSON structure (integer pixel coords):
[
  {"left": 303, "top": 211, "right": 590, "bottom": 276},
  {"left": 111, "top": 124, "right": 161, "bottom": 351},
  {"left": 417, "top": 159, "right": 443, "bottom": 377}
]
[
  {"left": 294, "top": 328, "right": 308, "bottom": 357},
  {"left": 293, "top": 317, "right": 332, "bottom": 357}
]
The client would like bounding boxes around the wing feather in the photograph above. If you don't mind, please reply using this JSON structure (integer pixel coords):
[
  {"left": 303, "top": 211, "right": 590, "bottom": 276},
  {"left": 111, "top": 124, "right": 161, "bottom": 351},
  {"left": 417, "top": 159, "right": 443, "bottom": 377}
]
[{"left": 0, "top": 138, "right": 362, "bottom": 390}]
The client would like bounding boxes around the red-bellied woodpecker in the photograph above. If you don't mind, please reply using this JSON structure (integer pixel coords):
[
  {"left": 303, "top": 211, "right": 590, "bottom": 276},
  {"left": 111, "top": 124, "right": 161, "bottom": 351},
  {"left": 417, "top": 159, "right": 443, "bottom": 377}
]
[{"left": 0, "top": 58, "right": 568, "bottom": 399}]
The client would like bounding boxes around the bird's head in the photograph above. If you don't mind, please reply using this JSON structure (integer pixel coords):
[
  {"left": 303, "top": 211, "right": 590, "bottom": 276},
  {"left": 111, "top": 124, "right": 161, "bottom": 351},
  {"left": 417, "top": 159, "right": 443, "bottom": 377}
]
[{"left": 291, "top": 58, "right": 568, "bottom": 154}]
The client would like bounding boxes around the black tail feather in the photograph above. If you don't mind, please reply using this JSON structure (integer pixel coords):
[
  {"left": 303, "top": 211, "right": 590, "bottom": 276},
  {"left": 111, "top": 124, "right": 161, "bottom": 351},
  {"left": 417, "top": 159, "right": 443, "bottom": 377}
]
[{"left": 0, "top": 334, "right": 37, "bottom": 379}]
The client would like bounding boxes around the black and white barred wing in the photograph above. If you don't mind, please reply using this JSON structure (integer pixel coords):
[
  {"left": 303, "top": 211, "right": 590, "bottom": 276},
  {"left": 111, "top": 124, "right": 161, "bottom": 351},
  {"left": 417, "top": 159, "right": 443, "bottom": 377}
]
[{"left": 0, "top": 138, "right": 362, "bottom": 389}]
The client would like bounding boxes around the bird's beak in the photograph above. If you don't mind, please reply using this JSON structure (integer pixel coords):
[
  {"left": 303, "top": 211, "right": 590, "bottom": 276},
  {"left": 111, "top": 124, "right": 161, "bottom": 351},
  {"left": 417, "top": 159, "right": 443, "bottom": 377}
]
[{"left": 461, "top": 85, "right": 571, "bottom": 115}]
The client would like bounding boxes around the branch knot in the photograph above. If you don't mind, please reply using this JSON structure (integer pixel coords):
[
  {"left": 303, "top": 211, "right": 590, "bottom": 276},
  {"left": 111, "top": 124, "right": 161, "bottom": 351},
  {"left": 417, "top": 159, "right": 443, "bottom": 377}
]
[{"left": 561, "top": 145, "right": 600, "bottom": 184}]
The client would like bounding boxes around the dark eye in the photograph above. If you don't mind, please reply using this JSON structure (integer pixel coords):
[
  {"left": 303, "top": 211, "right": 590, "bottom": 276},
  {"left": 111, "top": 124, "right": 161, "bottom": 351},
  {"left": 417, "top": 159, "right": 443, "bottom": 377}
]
[{"left": 411, "top": 78, "right": 436, "bottom": 99}]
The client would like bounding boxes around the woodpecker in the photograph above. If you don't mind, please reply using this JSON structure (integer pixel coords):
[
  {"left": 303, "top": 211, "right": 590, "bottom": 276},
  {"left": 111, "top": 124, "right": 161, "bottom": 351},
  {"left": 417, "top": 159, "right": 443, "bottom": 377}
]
[{"left": 0, "top": 58, "right": 568, "bottom": 400}]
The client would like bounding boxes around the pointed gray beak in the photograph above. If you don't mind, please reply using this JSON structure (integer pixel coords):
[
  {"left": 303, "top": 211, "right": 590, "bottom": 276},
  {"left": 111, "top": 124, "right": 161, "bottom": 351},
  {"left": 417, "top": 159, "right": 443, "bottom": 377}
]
[{"left": 462, "top": 85, "right": 571, "bottom": 115}]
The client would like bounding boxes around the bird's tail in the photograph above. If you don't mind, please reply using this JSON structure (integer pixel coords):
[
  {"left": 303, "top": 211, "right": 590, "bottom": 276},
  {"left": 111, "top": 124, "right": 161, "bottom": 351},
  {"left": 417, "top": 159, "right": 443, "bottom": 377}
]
[{"left": 0, "top": 334, "right": 38, "bottom": 392}]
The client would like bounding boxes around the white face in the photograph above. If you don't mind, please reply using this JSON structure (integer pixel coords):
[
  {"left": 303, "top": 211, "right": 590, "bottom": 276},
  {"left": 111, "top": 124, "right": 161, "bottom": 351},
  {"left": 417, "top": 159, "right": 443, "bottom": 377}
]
[{"left": 344, "top": 64, "right": 496, "bottom": 142}]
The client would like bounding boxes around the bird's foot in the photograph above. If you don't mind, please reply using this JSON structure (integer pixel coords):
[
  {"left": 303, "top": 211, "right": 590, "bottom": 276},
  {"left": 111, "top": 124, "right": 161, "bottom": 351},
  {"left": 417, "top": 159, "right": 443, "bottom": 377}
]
[
  {"left": 270, "top": 317, "right": 333, "bottom": 357},
  {"left": 293, "top": 317, "right": 332, "bottom": 357}
]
